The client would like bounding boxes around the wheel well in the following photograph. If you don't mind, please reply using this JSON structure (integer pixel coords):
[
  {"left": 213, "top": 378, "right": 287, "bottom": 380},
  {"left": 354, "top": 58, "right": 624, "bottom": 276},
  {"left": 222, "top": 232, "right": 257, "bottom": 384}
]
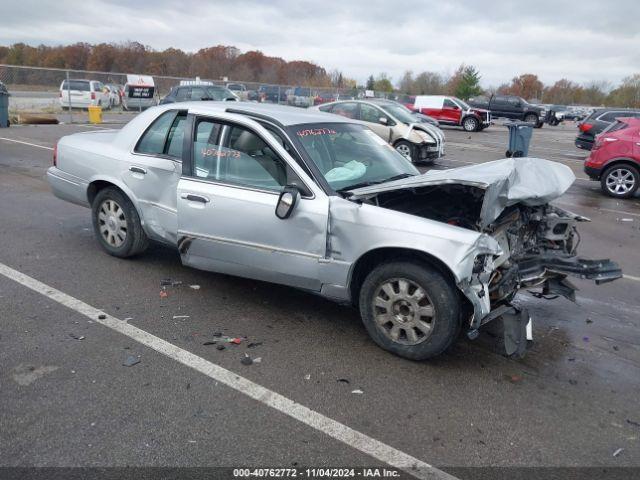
[
  {"left": 601, "top": 159, "right": 640, "bottom": 177},
  {"left": 524, "top": 112, "right": 538, "bottom": 119},
  {"left": 87, "top": 180, "right": 121, "bottom": 206},
  {"left": 348, "top": 247, "right": 463, "bottom": 307}
]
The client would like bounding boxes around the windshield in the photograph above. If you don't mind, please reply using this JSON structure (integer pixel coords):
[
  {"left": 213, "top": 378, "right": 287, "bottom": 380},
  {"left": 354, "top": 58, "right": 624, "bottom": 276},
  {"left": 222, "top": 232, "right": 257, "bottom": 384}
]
[
  {"left": 289, "top": 123, "right": 418, "bottom": 192},
  {"left": 453, "top": 98, "right": 471, "bottom": 110},
  {"left": 379, "top": 103, "right": 417, "bottom": 124}
]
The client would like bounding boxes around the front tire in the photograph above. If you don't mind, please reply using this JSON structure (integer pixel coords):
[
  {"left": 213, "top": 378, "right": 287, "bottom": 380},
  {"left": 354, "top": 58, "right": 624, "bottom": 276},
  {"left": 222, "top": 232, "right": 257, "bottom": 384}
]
[
  {"left": 462, "top": 116, "right": 479, "bottom": 132},
  {"left": 524, "top": 113, "right": 538, "bottom": 125},
  {"left": 92, "top": 187, "right": 148, "bottom": 258},
  {"left": 601, "top": 164, "right": 639, "bottom": 199},
  {"left": 394, "top": 140, "right": 416, "bottom": 163},
  {"left": 359, "top": 261, "right": 461, "bottom": 360}
]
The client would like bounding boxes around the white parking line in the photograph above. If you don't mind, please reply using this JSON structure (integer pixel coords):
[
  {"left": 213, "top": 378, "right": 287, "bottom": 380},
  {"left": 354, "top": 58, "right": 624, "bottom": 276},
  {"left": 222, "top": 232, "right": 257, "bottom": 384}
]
[
  {"left": 0, "top": 261, "right": 456, "bottom": 480},
  {"left": 623, "top": 274, "right": 640, "bottom": 282},
  {"left": 0, "top": 137, "right": 54, "bottom": 150}
]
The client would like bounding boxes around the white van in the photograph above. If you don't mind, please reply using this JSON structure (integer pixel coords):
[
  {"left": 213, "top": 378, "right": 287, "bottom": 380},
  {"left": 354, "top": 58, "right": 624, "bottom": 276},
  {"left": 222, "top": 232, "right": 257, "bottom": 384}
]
[
  {"left": 58, "top": 79, "right": 110, "bottom": 109},
  {"left": 122, "top": 75, "right": 158, "bottom": 111}
]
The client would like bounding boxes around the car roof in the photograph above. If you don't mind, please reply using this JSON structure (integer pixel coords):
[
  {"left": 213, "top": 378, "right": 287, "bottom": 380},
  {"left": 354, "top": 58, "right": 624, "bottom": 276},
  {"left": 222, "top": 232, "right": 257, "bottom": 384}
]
[{"left": 173, "top": 101, "right": 353, "bottom": 126}]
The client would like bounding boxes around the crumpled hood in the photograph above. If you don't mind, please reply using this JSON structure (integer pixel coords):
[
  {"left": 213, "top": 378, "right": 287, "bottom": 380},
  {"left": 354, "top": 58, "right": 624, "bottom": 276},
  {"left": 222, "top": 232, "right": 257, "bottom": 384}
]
[{"left": 347, "top": 157, "right": 575, "bottom": 228}]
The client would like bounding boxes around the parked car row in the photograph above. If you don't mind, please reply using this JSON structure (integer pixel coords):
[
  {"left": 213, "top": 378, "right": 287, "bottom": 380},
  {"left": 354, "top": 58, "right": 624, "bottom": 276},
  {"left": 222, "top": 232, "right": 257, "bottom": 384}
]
[{"left": 59, "top": 75, "right": 160, "bottom": 111}]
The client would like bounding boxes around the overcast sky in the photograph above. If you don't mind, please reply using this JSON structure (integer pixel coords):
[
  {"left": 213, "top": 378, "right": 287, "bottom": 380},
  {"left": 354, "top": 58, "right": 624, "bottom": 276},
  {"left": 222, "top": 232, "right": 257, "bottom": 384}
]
[{"left": 1, "top": 0, "right": 638, "bottom": 87}]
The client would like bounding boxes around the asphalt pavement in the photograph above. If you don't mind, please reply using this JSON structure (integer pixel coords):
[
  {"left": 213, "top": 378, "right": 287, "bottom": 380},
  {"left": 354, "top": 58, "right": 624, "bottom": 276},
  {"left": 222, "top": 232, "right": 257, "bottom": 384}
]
[{"left": 1, "top": 119, "right": 639, "bottom": 479}]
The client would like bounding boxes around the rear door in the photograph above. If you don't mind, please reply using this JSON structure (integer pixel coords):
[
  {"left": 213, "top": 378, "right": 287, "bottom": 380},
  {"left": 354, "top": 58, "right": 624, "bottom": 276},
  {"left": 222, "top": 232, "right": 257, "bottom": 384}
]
[
  {"left": 177, "top": 115, "right": 328, "bottom": 290},
  {"left": 490, "top": 95, "right": 511, "bottom": 118},
  {"left": 124, "top": 109, "right": 187, "bottom": 243}
]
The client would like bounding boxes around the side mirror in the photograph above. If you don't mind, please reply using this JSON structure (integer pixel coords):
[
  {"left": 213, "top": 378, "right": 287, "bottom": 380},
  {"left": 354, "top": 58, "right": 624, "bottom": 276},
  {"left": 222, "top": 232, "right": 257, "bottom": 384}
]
[
  {"left": 225, "top": 97, "right": 238, "bottom": 102},
  {"left": 378, "top": 117, "right": 388, "bottom": 125},
  {"left": 451, "top": 105, "right": 460, "bottom": 110},
  {"left": 275, "top": 186, "right": 300, "bottom": 220}
]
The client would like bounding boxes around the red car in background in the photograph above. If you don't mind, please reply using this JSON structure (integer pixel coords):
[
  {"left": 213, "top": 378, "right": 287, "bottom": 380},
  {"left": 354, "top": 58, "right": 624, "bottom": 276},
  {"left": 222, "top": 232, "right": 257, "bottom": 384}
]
[
  {"left": 584, "top": 117, "right": 640, "bottom": 198},
  {"left": 411, "top": 95, "right": 491, "bottom": 132}
]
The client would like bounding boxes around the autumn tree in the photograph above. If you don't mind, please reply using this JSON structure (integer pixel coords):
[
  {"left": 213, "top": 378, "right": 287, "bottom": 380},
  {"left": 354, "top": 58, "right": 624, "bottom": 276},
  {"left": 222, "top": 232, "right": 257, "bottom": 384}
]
[{"left": 503, "top": 73, "right": 543, "bottom": 101}]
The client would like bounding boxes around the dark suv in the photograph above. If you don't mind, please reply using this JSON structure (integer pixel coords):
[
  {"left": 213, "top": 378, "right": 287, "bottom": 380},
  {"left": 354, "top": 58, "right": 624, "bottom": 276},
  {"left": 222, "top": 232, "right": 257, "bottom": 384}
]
[
  {"left": 575, "top": 108, "right": 640, "bottom": 150},
  {"left": 468, "top": 94, "right": 547, "bottom": 128},
  {"left": 160, "top": 85, "right": 237, "bottom": 104}
]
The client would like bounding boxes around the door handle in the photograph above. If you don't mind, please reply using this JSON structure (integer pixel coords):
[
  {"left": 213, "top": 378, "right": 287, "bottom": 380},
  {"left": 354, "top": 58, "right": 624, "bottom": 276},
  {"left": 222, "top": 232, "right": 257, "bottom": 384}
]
[
  {"left": 129, "top": 166, "right": 147, "bottom": 174},
  {"left": 181, "top": 193, "right": 210, "bottom": 204}
]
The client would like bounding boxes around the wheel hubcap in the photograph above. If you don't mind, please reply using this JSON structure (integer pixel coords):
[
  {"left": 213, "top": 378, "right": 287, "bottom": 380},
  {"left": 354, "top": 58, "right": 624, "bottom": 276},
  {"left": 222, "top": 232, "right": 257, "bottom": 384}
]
[
  {"left": 396, "top": 144, "right": 412, "bottom": 160},
  {"left": 464, "top": 119, "right": 476, "bottom": 130},
  {"left": 606, "top": 168, "right": 635, "bottom": 195},
  {"left": 373, "top": 278, "right": 435, "bottom": 345},
  {"left": 98, "top": 199, "right": 127, "bottom": 247}
]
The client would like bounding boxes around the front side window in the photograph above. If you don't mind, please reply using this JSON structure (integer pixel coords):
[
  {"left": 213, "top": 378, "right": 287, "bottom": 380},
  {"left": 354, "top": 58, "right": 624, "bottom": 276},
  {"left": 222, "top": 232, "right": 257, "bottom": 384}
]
[
  {"left": 443, "top": 99, "right": 458, "bottom": 108},
  {"left": 360, "top": 104, "right": 384, "bottom": 124},
  {"left": 192, "top": 119, "right": 304, "bottom": 192},
  {"left": 290, "top": 123, "right": 418, "bottom": 192},
  {"left": 135, "top": 111, "right": 186, "bottom": 159}
]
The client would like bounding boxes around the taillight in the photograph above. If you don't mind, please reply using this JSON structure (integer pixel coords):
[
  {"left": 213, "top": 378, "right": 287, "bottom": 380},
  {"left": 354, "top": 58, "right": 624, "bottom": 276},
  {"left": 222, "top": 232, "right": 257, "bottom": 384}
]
[
  {"left": 579, "top": 123, "right": 593, "bottom": 132},
  {"left": 91, "top": 92, "right": 96, "bottom": 100},
  {"left": 53, "top": 143, "right": 57, "bottom": 167}
]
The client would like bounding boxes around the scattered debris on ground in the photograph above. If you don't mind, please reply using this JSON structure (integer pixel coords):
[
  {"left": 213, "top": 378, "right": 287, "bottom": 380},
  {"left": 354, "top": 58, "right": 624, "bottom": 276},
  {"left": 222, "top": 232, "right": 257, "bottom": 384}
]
[
  {"left": 505, "top": 374, "right": 522, "bottom": 384},
  {"left": 337, "top": 378, "right": 350, "bottom": 384},
  {"left": 247, "top": 342, "right": 262, "bottom": 348},
  {"left": 173, "top": 315, "right": 190, "bottom": 320},
  {"left": 159, "top": 289, "right": 168, "bottom": 298},
  {"left": 241, "top": 354, "right": 253, "bottom": 366},
  {"left": 351, "top": 389, "right": 363, "bottom": 394},
  {"left": 123, "top": 355, "right": 141, "bottom": 367},
  {"left": 161, "top": 278, "right": 182, "bottom": 287},
  {"left": 216, "top": 345, "right": 225, "bottom": 351},
  {"left": 613, "top": 448, "right": 624, "bottom": 457},
  {"left": 304, "top": 374, "right": 311, "bottom": 380},
  {"left": 627, "top": 419, "right": 640, "bottom": 428},
  {"left": 69, "top": 333, "right": 85, "bottom": 340},
  {"left": 98, "top": 314, "right": 106, "bottom": 320},
  {"left": 189, "top": 285, "right": 201, "bottom": 290}
]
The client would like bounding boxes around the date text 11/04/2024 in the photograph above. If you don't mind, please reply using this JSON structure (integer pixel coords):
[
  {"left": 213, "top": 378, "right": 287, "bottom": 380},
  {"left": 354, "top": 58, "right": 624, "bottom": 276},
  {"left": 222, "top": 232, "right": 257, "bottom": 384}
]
[{"left": 233, "top": 468, "right": 402, "bottom": 477}]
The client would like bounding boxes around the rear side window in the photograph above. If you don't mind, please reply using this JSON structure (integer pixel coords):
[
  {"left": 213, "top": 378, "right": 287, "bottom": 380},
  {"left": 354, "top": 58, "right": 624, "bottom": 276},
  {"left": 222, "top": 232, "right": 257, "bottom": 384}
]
[
  {"left": 602, "top": 120, "right": 629, "bottom": 134},
  {"left": 135, "top": 110, "right": 187, "bottom": 159},
  {"left": 331, "top": 102, "right": 358, "bottom": 119},
  {"left": 599, "top": 111, "right": 630, "bottom": 122},
  {"left": 318, "top": 104, "right": 333, "bottom": 112},
  {"left": 61, "top": 80, "right": 91, "bottom": 91}
]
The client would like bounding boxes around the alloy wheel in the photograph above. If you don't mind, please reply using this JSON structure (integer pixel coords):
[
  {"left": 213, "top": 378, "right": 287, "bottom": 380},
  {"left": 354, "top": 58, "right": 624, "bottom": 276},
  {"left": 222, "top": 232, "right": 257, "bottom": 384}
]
[{"left": 605, "top": 168, "right": 636, "bottom": 195}]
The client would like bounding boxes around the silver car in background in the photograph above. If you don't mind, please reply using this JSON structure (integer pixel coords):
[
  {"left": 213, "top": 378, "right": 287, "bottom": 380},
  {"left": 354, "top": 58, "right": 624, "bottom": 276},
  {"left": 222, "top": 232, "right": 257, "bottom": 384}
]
[
  {"left": 46, "top": 103, "right": 620, "bottom": 360},
  {"left": 311, "top": 99, "right": 445, "bottom": 163}
]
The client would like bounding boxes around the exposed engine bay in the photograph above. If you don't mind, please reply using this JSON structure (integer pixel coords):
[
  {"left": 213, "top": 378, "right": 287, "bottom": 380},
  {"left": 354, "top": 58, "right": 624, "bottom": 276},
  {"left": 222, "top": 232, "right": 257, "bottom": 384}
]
[
  {"left": 346, "top": 158, "right": 622, "bottom": 356},
  {"left": 362, "top": 183, "right": 622, "bottom": 354}
]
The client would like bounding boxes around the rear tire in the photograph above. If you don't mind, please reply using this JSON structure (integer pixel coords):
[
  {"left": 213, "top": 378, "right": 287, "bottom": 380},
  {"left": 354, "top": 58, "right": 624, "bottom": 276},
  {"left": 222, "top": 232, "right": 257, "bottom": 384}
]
[
  {"left": 359, "top": 261, "right": 460, "bottom": 360},
  {"left": 91, "top": 187, "right": 148, "bottom": 258},
  {"left": 462, "top": 116, "right": 479, "bottom": 132},
  {"left": 601, "top": 164, "right": 639, "bottom": 199}
]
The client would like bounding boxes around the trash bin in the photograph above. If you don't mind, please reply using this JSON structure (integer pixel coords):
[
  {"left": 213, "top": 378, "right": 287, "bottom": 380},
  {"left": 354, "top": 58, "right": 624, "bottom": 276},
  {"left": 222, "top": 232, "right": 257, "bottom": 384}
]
[
  {"left": 88, "top": 105, "right": 102, "bottom": 124},
  {"left": 504, "top": 120, "right": 533, "bottom": 157},
  {"left": 0, "top": 83, "right": 10, "bottom": 128}
]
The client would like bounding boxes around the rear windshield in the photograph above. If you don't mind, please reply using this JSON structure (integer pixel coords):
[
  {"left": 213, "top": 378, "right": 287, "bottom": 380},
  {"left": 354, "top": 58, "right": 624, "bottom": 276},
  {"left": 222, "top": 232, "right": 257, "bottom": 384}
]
[{"left": 61, "top": 80, "right": 91, "bottom": 91}]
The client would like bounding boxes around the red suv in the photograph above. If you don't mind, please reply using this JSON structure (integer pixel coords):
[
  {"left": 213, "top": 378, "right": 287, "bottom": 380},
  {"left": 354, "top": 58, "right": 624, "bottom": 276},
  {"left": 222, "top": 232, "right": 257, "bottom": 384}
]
[
  {"left": 412, "top": 95, "right": 491, "bottom": 132},
  {"left": 584, "top": 117, "right": 640, "bottom": 198}
]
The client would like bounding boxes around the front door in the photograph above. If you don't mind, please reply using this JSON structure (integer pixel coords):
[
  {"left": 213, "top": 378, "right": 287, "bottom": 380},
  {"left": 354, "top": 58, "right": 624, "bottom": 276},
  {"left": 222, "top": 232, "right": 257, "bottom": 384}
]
[
  {"left": 177, "top": 116, "right": 328, "bottom": 290},
  {"left": 359, "top": 103, "right": 393, "bottom": 143}
]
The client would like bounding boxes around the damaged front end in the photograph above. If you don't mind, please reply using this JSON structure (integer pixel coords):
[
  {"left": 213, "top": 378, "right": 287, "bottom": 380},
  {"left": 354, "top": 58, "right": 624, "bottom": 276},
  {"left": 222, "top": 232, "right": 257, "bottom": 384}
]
[{"left": 347, "top": 158, "right": 623, "bottom": 356}]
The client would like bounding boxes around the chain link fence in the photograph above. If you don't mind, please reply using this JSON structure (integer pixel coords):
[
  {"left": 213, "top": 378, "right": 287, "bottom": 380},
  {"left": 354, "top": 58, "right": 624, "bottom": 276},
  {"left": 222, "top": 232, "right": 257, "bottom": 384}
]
[{"left": 0, "top": 64, "right": 405, "bottom": 123}]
